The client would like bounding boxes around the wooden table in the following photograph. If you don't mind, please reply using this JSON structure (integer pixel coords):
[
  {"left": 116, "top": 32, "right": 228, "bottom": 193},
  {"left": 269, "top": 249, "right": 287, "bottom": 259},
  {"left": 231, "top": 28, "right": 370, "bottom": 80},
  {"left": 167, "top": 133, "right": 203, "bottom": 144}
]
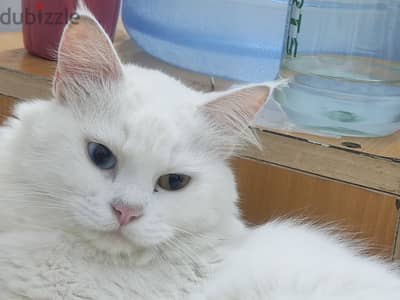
[{"left": 0, "top": 24, "right": 399, "bottom": 258}]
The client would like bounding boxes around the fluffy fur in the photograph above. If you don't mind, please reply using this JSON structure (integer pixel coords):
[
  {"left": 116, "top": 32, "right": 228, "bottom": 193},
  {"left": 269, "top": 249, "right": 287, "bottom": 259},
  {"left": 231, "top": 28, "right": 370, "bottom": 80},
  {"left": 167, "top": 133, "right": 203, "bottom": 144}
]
[{"left": 0, "top": 7, "right": 399, "bottom": 300}]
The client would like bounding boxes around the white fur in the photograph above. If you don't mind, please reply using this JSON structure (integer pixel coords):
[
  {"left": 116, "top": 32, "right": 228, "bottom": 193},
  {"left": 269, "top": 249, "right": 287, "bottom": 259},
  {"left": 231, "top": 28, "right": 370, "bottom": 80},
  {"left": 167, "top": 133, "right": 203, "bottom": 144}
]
[
  {"left": 0, "top": 64, "right": 244, "bottom": 299},
  {"left": 190, "top": 221, "right": 400, "bottom": 300},
  {"left": 0, "top": 8, "right": 399, "bottom": 300}
]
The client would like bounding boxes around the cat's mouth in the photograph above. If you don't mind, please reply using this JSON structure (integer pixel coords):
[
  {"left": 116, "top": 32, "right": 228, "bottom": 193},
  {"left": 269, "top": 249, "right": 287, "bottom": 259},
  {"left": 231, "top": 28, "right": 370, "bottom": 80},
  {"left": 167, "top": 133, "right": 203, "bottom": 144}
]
[
  {"left": 77, "top": 228, "right": 156, "bottom": 265},
  {"left": 104, "top": 227, "right": 135, "bottom": 243},
  {"left": 72, "top": 223, "right": 137, "bottom": 252},
  {"left": 83, "top": 229, "right": 141, "bottom": 255},
  {"left": 108, "top": 228, "right": 130, "bottom": 240}
]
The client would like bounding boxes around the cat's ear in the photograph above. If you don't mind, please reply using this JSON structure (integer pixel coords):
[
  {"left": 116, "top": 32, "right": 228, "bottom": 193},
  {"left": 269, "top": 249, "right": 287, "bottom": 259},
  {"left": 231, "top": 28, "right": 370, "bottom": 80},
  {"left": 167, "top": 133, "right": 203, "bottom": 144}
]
[
  {"left": 54, "top": 9, "right": 123, "bottom": 102},
  {"left": 201, "top": 85, "right": 270, "bottom": 157}
]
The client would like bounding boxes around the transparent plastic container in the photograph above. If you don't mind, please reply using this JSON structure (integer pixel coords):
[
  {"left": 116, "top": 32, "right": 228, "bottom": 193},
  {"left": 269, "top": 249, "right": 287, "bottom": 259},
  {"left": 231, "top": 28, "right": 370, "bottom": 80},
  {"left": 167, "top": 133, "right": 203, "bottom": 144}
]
[
  {"left": 122, "top": 0, "right": 290, "bottom": 82},
  {"left": 274, "top": 0, "right": 400, "bottom": 137}
]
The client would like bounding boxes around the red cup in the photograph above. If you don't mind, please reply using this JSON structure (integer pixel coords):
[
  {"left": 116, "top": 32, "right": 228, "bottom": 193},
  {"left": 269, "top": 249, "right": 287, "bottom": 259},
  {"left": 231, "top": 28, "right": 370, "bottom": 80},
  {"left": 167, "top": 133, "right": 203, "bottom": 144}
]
[{"left": 22, "top": 0, "right": 121, "bottom": 60}]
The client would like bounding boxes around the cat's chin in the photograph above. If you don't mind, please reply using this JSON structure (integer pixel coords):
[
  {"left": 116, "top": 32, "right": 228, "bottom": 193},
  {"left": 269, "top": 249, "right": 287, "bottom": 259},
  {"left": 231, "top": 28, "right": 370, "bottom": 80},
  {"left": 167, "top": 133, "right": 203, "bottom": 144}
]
[{"left": 79, "top": 230, "right": 156, "bottom": 263}]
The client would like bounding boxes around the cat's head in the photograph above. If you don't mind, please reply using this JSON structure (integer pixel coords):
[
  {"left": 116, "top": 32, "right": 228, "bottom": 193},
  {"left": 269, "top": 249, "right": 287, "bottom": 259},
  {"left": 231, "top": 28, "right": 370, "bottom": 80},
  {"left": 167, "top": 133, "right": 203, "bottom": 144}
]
[{"left": 5, "top": 10, "right": 269, "bottom": 256}]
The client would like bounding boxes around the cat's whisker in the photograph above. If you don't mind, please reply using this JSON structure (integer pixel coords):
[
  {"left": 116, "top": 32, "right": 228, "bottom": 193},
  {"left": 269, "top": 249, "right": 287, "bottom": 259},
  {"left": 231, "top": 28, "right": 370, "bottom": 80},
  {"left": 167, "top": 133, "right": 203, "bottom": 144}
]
[{"left": 171, "top": 225, "right": 225, "bottom": 250}]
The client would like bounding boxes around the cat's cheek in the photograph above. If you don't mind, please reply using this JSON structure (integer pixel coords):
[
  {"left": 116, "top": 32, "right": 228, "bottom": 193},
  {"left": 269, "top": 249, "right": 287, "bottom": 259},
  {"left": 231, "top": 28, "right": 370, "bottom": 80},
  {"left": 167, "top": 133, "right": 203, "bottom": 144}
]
[{"left": 70, "top": 195, "right": 119, "bottom": 232}]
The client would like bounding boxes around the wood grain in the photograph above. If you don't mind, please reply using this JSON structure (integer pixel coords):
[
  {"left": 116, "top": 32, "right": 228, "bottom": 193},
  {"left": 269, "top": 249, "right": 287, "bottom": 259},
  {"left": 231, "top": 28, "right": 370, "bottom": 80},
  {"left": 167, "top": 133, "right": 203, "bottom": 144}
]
[
  {"left": 0, "top": 94, "right": 17, "bottom": 124},
  {"left": 395, "top": 215, "right": 400, "bottom": 260},
  {"left": 0, "top": 42, "right": 54, "bottom": 99},
  {"left": 243, "top": 129, "right": 400, "bottom": 195},
  {"left": 0, "top": 32, "right": 24, "bottom": 52},
  {"left": 232, "top": 158, "right": 398, "bottom": 257},
  {"left": 268, "top": 128, "right": 400, "bottom": 161}
]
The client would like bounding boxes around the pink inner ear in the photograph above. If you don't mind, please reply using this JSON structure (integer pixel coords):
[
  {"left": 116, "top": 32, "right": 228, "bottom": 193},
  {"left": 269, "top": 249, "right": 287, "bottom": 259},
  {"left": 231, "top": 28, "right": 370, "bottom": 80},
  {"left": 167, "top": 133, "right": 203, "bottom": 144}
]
[
  {"left": 205, "top": 86, "right": 270, "bottom": 123},
  {"left": 200, "top": 85, "right": 270, "bottom": 156},
  {"left": 246, "top": 86, "right": 270, "bottom": 116},
  {"left": 55, "top": 15, "right": 123, "bottom": 88}
]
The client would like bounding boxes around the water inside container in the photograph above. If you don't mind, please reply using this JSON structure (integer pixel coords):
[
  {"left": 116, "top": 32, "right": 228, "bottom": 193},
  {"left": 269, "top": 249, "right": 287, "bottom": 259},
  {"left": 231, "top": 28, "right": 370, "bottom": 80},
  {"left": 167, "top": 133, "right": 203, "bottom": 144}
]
[
  {"left": 122, "top": 0, "right": 290, "bottom": 82},
  {"left": 274, "top": 0, "right": 400, "bottom": 137}
]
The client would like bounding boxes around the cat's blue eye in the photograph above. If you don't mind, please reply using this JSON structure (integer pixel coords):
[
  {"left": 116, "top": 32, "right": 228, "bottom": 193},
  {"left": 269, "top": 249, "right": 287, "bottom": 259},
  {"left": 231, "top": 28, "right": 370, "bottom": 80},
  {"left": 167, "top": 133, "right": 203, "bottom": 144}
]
[
  {"left": 157, "top": 174, "right": 191, "bottom": 191},
  {"left": 87, "top": 142, "right": 117, "bottom": 170}
]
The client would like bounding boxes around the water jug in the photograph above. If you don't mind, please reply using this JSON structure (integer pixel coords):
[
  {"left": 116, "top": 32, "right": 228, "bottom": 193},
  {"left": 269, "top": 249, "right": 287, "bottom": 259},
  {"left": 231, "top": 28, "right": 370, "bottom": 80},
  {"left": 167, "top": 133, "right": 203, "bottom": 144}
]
[
  {"left": 274, "top": 0, "right": 400, "bottom": 137},
  {"left": 122, "top": 0, "right": 290, "bottom": 82}
]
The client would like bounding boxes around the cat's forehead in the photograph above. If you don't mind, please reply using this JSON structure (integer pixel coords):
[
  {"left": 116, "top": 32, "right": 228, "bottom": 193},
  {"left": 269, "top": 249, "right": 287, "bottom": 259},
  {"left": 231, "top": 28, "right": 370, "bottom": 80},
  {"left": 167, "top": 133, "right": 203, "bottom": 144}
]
[
  {"left": 73, "top": 64, "right": 211, "bottom": 170},
  {"left": 121, "top": 65, "right": 207, "bottom": 109},
  {"left": 105, "top": 66, "right": 208, "bottom": 161},
  {"left": 110, "top": 106, "right": 200, "bottom": 173},
  {"left": 121, "top": 104, "right": 198, "bottom": 157}
]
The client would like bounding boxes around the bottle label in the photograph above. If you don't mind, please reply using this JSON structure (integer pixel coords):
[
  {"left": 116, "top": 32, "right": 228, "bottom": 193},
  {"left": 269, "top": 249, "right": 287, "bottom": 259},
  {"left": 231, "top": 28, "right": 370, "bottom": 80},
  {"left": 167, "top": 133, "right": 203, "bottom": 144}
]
[{"left": 286, "top": 0, "right": 304, "bottom": 57}]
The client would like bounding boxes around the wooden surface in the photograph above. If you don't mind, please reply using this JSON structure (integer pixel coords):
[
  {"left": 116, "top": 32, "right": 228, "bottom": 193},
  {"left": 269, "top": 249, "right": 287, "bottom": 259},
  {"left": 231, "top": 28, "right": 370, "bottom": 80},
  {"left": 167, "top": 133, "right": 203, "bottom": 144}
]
[
  {"left": 1, "top": 26, "right": 400, "bottom": 195},
  {"left": 232, "top": 157, "right": 399, "bottom": 257},
  {"left": 0, "top": 95, "right": 17, "bottom": 124},
  {"left": 0, "top": 32, "right": 24, "bottom": 52},
  {"left": 244, "top": 129, "right": 400, "bottom": 195},
  {"left": 395, "top": 215, "right": 400, "bottom": 260},
  {"left": 282, "top": 130, "right": 400, "bottom": 160}
]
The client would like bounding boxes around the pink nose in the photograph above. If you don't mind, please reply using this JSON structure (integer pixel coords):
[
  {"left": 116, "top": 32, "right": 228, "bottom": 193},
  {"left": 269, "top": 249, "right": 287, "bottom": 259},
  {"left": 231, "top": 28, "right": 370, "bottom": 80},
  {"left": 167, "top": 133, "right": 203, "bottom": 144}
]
[{"left": 111, "top": 203, "right": 144, "bottom": 226}]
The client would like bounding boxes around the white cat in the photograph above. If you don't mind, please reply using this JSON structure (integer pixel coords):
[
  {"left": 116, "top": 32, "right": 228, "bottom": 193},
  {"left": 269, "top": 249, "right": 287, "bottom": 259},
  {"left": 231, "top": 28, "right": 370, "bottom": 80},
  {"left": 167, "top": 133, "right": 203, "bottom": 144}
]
[{"left": 0, "top": 7, "right": 399, "bottom": 300}]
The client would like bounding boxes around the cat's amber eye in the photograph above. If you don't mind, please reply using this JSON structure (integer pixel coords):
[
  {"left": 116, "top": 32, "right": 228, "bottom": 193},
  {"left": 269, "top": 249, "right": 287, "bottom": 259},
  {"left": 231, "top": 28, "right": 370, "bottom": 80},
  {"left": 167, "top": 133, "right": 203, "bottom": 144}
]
[
  {"left": 87, "top": 142, "right": 117, "bottom": 170},
  {"left": 157, "top": 174, "right": 191, "bottom": 191}
]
